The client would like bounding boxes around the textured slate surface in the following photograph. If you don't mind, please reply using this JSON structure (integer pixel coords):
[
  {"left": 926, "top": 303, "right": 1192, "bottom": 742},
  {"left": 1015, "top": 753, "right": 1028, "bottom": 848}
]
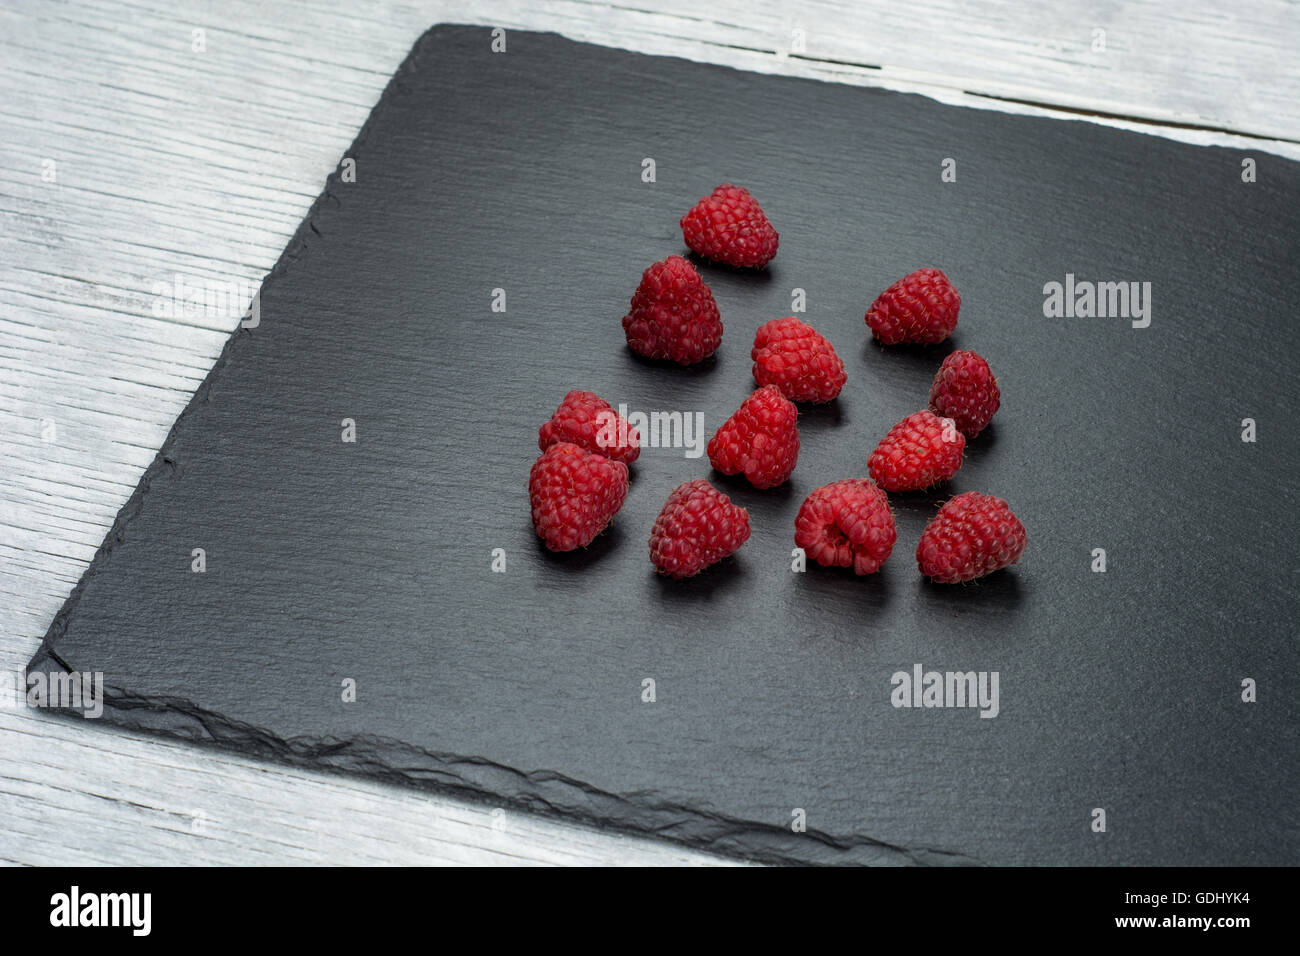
[{"left": 29, "top": 24, "right": 1299, "bottom": 865}]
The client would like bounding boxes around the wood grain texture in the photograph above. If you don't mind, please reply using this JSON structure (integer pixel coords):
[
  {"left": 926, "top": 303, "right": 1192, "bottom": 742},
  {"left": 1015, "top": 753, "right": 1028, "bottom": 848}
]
[{"left": 1, "top": 0, "right": 1296, "bottom": 866}]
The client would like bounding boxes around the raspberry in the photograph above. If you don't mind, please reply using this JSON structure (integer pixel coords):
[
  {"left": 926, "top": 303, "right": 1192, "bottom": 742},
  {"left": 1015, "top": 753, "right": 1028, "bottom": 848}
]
[
  {"left": 794, "top": 479, "right": 896, "bottom": 575},
  {"left": 679, "top": 184, "right": 779, "bottom": 268},
  {"left": 865, "top": 268, "right": 960, "bottom": 345},
  {"left": 707, "top": 385, "right": 800, "bottom": 489},
  {"left": 528, "top": 443, "right": 629, "bottom": 552},
  {"left": 622, "top": 255, "right": 723, "bottom": 365},
  {"left": 917, "top": 492, "right": 1026, "bottom": 583},
  {"left": 649, "top": 479, "right": 751, "bottom": 578},
  {"left": 751, "top": 316, "right": 847, "bottom": 403},
  {"left": 538, "top": 389, "right": 641, "bottom": 464},
  {"left": 867, "top": 410, "right": 965, "bottom": 492},
  {"left": 928, "top": 350, "right": 1000, "bottom": 438}
]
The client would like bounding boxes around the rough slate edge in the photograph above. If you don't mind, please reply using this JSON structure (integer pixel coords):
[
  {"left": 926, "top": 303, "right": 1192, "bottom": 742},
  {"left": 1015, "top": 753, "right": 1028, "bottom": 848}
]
[{"left": 23, "top": 22, "right": 1290, "bottom": 868}]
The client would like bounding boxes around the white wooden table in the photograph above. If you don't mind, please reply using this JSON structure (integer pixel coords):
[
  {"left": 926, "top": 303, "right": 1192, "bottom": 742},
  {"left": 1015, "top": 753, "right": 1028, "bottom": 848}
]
[{"left": 2, "top": 0, "right": 1297, "bottom": 866}]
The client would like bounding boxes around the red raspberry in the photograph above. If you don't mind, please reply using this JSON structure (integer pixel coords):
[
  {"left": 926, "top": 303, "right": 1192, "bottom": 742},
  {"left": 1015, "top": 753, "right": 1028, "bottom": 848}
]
[
  {"left": 528, "top": 443, "right": 629, "bottom": 552},
  {"left": 928, "top": 350, "right": 1000, "bottom": 438},
  {"left": 917, "top": 492, "right": 1027, "bottom": 583},
  {"left": 751, "top": 316, "right": 847, "bottom": 403},
  {"left": 649, "top": 479, "right": 751, "bottom": 578},
  {"left": 538, "top": 389, "right": 641, "bottom": 464},
  {"left": 794, "top": 479, "right": 896, "bottom": 575},
  {"left": 622, "top": 255, "right": 723, "bottom": 365},
  {"left": 679, "top": 184, "right": 779, "bottom": 268},
  {"left": 867, "top": 410, "right": 965, "bottom": 492},
  {"left": 865, "top": 268, "right": 960, "bottom": 345},
  {"left": 707, "top": 385, "right": 800, "bottom": 489}
]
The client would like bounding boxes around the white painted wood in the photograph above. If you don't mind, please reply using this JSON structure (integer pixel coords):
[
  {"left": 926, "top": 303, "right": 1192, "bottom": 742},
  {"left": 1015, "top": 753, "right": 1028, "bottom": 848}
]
[{"left": 1, "top": 0, "right": 1295, "bottom": 866}]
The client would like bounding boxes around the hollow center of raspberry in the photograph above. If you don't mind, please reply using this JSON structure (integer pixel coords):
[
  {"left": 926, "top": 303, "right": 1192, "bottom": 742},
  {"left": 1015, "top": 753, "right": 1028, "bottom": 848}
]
[{"left": 822, "top": 524, "right": 849, "bottom": 548}]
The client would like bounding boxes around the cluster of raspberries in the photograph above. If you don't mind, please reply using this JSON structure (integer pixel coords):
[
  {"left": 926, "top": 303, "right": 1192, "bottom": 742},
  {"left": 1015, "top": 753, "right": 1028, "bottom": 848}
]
[{"left": 528, "top": 184, "right": 1026, "bottom": 584}]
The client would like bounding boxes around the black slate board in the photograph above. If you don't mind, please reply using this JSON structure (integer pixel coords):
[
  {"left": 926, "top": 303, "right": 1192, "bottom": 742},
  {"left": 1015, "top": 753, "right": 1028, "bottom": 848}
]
[{"left": 30, "top": 24, "right": 1300, "bottom": 865}]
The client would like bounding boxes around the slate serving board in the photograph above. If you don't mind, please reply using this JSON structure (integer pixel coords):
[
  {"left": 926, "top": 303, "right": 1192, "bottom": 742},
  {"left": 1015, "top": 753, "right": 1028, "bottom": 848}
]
[{"left": 29, "top": 24, "right": 1299, "bottom": 865}]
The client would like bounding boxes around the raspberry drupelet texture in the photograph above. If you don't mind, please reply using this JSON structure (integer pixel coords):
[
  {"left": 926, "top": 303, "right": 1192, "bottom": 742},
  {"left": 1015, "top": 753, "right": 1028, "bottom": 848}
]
[
  {"left": 679, "top": 184, "right": 779, "bottom": 268},
  {"left": 865, "top": 268, "right": 961, "bottom": 345},
  {"left": 538, "top": 389, "right": 641, "bottom": 464},
  {"left": 649, "top": 479, "right": 752, "bottom": 579},
  {"left": 867, "top": 410, "right": 965, "bottom": 492},
  {"left": 707, "top": 385, "right": 801, "bottom": 489},
  {"left": 538, "top": 387, "right": 639, "bottom": 465},
  {"left": 528, "top": 442, "right": 629, "bottom": 552},
  {"left": 928, "top": 350, "right": 1000, "bottom": 438},
  {"left": 751, "top": 316, "right": 847, "bottom": 403},
  {"left": 916, "top": 491, "right": 1027, "bottom": 583},
  {"left": 622, "top": 255, "right": 723, "bottom": 365},
  {"left": 794, "top": 479, "right": 897, "bottom": 575}
]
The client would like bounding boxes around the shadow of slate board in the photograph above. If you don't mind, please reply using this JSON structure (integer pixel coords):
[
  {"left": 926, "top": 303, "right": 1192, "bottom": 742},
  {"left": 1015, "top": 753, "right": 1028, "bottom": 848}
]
[{"left": 29, "top": 23, "right": 1300, "bottom": 866}]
